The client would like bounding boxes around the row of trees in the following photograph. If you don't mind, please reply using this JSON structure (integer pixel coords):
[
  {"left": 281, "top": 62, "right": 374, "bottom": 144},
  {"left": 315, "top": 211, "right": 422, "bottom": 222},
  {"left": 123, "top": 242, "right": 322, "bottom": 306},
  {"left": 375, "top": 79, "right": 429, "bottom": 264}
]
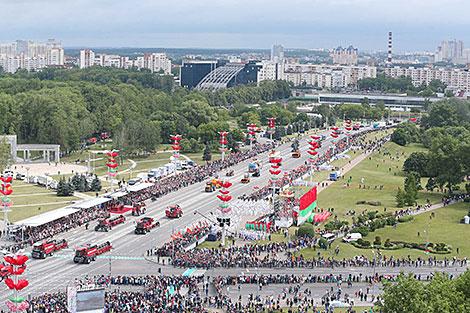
[
  {"left": 0, "top": 68, "right": 292, "bottom": 156},
  {"left": 358, "top": 74, "right": 449, "bottom": 97},
  {"left": 57, "top": 174, "right": 101, "bottom": 196},
  {"left": 380, "top": 271, "right": 470, "bottom": 313}
]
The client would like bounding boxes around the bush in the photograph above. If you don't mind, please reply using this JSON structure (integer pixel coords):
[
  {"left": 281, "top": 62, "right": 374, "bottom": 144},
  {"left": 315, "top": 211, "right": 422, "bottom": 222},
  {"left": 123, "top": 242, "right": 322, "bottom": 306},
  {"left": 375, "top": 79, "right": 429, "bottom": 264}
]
[
  {"left": 352, "top": 226, "right": 369, "bottom": 237},
  {"left": 374, "top": 236, "right": 382, "bottom": 246},
  {"left": 318, "top": 237, "right": 328, "bottom": 249},
  {"left": 386, "top": 217, "right": 397, "bottom": 226},
  {"left": 367, "top": 211, "right": 378, "bottom": 220},
  {"left": 356, "top": 239, "right": 371, "bottom": 247},
  {"left": 398, "top": 216, "right": 414, "bottom": 223},
  {"left": 324, "top": 220, "right": 349, "bottom": 231},
  {"left": 297, "top": 223, "right": 316, "bottom": 237},
  {"left": 384, "top": 238, "right": 392, "bottom": 247}
]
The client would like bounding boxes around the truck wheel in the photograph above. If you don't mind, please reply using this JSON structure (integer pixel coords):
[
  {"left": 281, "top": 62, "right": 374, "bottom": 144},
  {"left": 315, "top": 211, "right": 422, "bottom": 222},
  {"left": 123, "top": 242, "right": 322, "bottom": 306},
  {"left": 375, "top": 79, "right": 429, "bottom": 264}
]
[{"left": 86, "top": 258, "right": 90, "bottom": 264}]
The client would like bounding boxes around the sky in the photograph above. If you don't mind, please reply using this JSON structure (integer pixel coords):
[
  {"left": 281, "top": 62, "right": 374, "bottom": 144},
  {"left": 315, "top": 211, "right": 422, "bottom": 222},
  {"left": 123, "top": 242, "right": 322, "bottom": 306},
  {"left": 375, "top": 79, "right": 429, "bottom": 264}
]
[{"left": 1, "top": 0, "right": 469, "bottom": 51}]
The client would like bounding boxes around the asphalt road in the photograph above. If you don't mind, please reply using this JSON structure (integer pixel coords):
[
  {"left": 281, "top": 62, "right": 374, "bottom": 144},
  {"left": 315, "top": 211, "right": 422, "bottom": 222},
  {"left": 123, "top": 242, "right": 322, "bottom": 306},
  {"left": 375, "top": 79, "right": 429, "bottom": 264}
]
[{"left": 5, "top": 126, "right": 457, "bottom": 304}]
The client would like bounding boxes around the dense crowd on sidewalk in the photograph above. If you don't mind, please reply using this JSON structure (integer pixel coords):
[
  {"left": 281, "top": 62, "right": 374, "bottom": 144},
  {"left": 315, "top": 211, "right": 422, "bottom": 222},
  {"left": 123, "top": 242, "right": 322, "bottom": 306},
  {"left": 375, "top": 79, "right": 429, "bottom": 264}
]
[{"left": 28, "top": 275, "right": 206, "bottom": 313}]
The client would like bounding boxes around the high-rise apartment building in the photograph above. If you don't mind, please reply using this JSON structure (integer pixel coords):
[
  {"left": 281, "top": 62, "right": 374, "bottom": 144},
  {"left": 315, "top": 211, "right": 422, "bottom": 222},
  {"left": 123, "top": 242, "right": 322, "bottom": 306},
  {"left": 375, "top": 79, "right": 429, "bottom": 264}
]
[
  {"left": 330, "top": 46, "right": 358, "bottom": 65},
  {"left": 435, "top": 40, "right": 465, "bottom": 63},
  {"left": 271, "top": 44, "right": 284, "bottom": 63},
  {"left": 0, "top": 39, "right": 64, "bottom": 73},
  {"left": 79, "top": 49, "right": 95, "bottom": 69}
]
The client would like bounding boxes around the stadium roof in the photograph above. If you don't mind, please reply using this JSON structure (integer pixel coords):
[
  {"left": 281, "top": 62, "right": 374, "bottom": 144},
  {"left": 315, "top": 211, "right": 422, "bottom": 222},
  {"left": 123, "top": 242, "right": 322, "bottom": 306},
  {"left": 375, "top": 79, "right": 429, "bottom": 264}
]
[{"left": 196, "top": 63, "right": 245, "bottom": 91}]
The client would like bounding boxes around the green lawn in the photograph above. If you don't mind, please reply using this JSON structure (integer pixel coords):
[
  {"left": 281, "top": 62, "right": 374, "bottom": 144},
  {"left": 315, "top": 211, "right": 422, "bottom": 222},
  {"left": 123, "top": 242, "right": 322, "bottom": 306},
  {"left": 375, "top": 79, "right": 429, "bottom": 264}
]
[
  {"left": 297, "top": 202, "right": 470, "bottom": 260},
  {"left": 1, "top": 180, "right": 79, "bottom": 222},
  {"left": 317, "top": 142, "right": 443, "bottom": 219}
]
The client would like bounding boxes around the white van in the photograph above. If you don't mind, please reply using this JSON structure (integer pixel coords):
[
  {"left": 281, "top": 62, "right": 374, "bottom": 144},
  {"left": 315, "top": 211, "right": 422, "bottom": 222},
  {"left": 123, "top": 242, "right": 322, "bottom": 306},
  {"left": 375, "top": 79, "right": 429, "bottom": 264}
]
[
  {"left": 322, "top": 233, "right": 336, "bottom": 243},
  {"left": 343, "top": 233, "right": 362, "bottom": 243}
]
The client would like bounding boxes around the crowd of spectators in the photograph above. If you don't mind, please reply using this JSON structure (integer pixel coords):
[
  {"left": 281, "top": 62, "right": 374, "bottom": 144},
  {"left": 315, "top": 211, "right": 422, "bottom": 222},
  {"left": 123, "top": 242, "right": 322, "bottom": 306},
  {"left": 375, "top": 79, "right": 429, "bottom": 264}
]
[{"left": 29, "top": 275, "right": 205, "bottom": 313}]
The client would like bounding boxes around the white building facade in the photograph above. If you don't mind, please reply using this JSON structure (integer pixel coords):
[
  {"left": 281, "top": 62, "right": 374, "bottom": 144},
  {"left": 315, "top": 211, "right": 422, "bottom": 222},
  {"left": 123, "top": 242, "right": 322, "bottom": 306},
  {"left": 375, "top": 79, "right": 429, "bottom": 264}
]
[
  {"left": 384, "top": 66, "right": 470, "bottom": 91},
  {"left": 79, "top": 50, "right": 171, "bottom": 74},
  {"left": 0, "top": 39, "right": 64, "bottom": 73}
]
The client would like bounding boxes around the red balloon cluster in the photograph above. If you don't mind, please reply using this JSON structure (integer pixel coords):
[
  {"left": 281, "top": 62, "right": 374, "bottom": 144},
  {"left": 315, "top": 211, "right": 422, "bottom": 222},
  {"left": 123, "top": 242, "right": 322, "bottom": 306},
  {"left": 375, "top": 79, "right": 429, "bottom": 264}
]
[
  {"left": 170, "top": 135, "right": 182, "bottom": 160},
  {"left": 0, "top": 175, "right": 13, "bottom": 197},
  {"left": 217, "top": 180, "right": 232, "bottom": 214},
  {"left": 219, "top": 131, "right": 229, "bottom": 152},
  {"left": 3, "top": 253, "right": 29, "bottom": 309},
  {"left": 269, "top": 152, "right": 282, "bottom": 183},
  {"left": 331, "top": 126, "right": 340, "bottom": 139},
  {"left": 4, "top": 278, "right": 28, "bottom": 291},
  {"left": 308, "top": 136, "right": 320, "bottom": 163},
  {"left": 267, "top": 117, "right": 276, "bottom": 129},
  {"left": 247, "top": 123, "right": 257, "bottom": 142},
  {"left": 106, "top": 150, "right": 119, "bottom": 177}
]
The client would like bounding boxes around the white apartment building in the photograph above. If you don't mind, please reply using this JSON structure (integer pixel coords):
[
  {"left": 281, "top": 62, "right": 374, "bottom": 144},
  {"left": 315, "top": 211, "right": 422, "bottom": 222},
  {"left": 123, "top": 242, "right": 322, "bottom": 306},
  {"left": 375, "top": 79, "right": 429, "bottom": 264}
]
[
  {"left": 0, "top": 39, "right": 64, "bottom": 73},
  {"left": 135, "top": 53, "right": 172, "bottom": 74},
  {"left": 79, "top": 50, "right": 171, "bottom": 74},
  {"left": 281, "top": 64, "right": 376, "bottom": 89},
  {"left": 79, "top": 49, "right": 95, "bottom": 69},
  {"left": 384, "top": 66, "right": 470, "bottom": 91},
  {"left": 257, "top": 61, "right": 283, "bottom": 81}
]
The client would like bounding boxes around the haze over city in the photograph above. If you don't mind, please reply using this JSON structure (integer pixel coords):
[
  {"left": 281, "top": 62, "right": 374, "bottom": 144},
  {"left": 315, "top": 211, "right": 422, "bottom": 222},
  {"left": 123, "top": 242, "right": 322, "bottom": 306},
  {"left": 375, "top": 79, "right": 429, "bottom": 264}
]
[{"left": 2, "top": 0, "right": 470, "bottom": 50}]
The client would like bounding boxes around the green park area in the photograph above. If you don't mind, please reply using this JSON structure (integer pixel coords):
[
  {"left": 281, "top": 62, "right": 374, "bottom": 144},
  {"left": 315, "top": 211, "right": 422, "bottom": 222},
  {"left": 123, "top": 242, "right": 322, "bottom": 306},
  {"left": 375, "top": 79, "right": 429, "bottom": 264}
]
[
  {"left": 3, "top": 180, "right": 79, "bottom": 222},
  {"left": 295, "top": 138, "right": 470, "bottom": 259}
]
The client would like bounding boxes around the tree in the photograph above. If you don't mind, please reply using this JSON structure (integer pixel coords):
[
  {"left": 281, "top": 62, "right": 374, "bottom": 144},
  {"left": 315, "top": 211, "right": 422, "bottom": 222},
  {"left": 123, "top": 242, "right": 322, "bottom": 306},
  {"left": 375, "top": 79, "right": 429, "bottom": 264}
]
[
  {"left": 0, "top": 139, "right": 11, "bottom": 173},
  {"left": 425, "top": 177, "right": 437, "bottom": 192},
  {"left": 391, "top": 128, "right": 409, "bottom": 146},
  {"left": 380, "top": 272, "right": 469, "bottom": 313},
  {"left": 202, "top": 144, "right": 212, "bottom": 162},
  {"left": 396, "top": 188, "right": 406, "bottom": 207},
  {"left": 90, "top": 175, "right": 102, "bottom": 192},
  {"left": 404, "top": 173, "right": 418, "bottom": 206},
  {"left": 57, "top": 178, "right": 73, "bottom": 196},
  {"left": 403, "top": 152, "right": 430, "bottom": 177}
]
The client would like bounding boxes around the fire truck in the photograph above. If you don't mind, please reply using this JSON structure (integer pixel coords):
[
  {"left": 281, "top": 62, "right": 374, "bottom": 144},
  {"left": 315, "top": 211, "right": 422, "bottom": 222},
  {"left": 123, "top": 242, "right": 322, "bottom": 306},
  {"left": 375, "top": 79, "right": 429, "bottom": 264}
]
[
  {"left": 165, "top": 205, "right": 183, "bottom": 218},
  {"left": 94, "top": 215, "right": 126, "bottom": 232},
  {"left": 73, "top": 241, "right": 112, "bottom": 264},
  {"left": 134, "top": 217, "right": 160, "bottom": 234},
  {"left": 31, "top": 239, "right": 68, "bottom": 259}
]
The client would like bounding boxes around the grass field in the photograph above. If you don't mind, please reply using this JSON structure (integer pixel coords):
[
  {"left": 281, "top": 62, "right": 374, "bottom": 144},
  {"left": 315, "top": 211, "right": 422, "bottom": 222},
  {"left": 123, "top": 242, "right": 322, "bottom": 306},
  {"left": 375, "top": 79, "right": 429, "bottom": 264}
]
[
  {"left": 297, "top": 202, "right": 470, "bottom": 260},
  {"left": 2, "top": 180, "right": 79, "bottom": 222},
  {"left": 317, "top": 142, "right": 443, "bottom": 219}
]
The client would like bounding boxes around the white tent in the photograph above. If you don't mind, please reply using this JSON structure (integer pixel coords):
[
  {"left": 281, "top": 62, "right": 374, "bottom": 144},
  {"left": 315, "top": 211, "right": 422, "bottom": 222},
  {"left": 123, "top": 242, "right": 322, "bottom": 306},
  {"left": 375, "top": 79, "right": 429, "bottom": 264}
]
[
  {"left": 72, "top": 197, "right": 112, "bottom": 209},
  {"left": 16, "top": 207, "right": 80, "bottom": 227},
  {"left": 127, "top": 182, "right": 153, "bottom": 192}
]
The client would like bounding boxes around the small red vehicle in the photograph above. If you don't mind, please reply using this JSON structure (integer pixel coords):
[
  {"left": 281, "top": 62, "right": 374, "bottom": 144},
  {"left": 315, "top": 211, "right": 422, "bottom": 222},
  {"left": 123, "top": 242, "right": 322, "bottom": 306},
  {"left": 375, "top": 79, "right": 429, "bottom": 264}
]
[
  {"left": 165, "top": 205, "right": 183, "bottom": 218},
  {"left": 135, "top": 217, "right": 160, "bottom": 234},
  {"left": 31, "top": 239, "right": 68, "bottom": 259},
  {"left": 94, "top": 215, "right": 125, "bottom": 232},
  {"left": 73, "top": 241, "right": 112, "bottom": 264}
]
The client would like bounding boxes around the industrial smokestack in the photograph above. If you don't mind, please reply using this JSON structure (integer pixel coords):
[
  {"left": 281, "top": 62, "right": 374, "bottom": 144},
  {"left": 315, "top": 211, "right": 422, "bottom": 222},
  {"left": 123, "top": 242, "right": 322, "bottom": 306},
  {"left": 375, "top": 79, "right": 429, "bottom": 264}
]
[{"left": 387, "top": 31, "right": 393, "bottom": 64}]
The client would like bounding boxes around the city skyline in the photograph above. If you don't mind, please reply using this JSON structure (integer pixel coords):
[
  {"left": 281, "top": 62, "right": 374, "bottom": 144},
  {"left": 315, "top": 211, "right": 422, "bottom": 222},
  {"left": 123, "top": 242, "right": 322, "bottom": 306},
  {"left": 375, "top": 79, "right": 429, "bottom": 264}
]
[{"left": 1, "top": 0, "right": 470, "bottom": 51}]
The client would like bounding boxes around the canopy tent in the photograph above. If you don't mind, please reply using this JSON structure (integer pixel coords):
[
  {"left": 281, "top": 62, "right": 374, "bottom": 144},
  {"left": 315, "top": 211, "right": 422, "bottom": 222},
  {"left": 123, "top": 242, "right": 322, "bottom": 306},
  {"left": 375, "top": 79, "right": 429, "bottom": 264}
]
[
  {"left": 71, "top": 197, "right": 112, "bottom": 209},
  {"left": 16, "top": 207, "right": 80, "bottom": 227},
  {"left": 127, "top": 182, "right": 153, "bottom": 193},
  {"left": 104, "top": 191, "right": 128, "bottom": 199}
]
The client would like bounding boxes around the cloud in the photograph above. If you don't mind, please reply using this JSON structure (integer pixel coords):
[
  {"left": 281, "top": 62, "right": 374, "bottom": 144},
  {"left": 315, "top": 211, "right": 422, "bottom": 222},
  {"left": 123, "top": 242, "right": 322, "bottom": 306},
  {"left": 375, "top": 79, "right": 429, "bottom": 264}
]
[{"left": 0, "top": 0, "right": 469, "bottom": 49}]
